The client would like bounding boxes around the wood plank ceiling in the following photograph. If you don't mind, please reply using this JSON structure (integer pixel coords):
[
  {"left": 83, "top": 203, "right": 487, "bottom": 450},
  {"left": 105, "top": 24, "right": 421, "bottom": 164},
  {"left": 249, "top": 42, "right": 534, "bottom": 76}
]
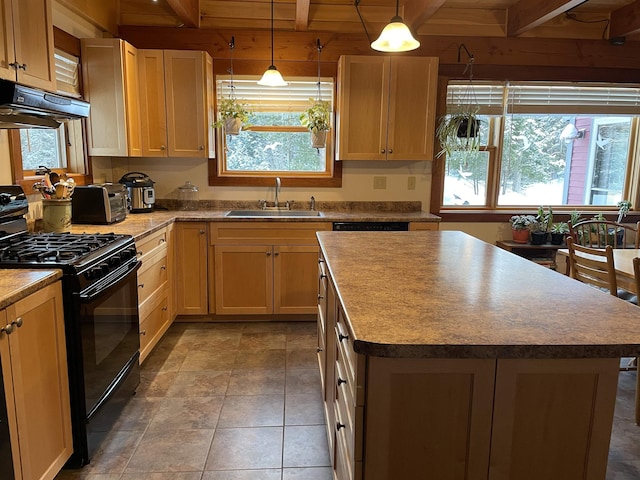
[{"left": 119, "top": 0, "right": 640, "bottom": 41}]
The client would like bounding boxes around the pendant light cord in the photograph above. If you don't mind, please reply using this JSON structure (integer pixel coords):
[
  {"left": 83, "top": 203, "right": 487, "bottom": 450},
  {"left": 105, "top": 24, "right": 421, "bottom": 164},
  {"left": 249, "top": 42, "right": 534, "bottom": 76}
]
[
  {"left": 395, "top": 0, "right": 399, "bottom": 17},
  {"left": 270, "top": 0, "right": 275, "bottom": 66},
  {"left": 316, "top": 39, "right": 323, "bottom": 101},
  {"left": 228, "top": 36, "right": 235, "bottom": 99}
]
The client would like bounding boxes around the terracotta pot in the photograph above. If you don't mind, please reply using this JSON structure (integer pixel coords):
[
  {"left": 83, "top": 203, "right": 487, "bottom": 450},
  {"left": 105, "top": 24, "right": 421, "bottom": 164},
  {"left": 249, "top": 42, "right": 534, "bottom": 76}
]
[{"left": 512, "top": 229, "right": 529, "bottom": 244}]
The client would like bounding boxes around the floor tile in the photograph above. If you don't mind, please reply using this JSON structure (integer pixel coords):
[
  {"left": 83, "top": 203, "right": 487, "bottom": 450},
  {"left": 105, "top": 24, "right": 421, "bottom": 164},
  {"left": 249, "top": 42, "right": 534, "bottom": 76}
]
[
  {"left": 201, "top": 469, "right": 282, "bottom": 480},
  {"left": 125, "top": 428, "right": 214, "bottom": 473},
  {"left": 81, "top": 429, "right": 145, "bottom": 475},
  {"left": 233, "top": 349, "right": 286, "bottom": 369},
  {"left": 226, "top": 368, "right": 286, "bottom": 395},
  {"left": 285, "top": 368, "right": 321, "bottom": 395},
  {"left": 218, "top": 394, "right": 284, "bottom": 427},
  {"left": 286, "top": 331, "right": 317, "bottom": 350},
  {"left": 205, "top": 426, "right": 283, "bottom": 471},
  {"left": 166, "top": 370, "right": 231, "bottom": 397},
  {"left": 285, "top": 392, "right": 325, "bottom": 426},
  {"left": 282, "top": 466, "right": 333, "bottom": 480},
  {"left": 121, "top": 473, "right": 203, "bottom": 480},
  {"left": 109, "top": 397, "right": 163, "bottom": 431},
  {"left": 147, "top": 396, "right": 224, "bottom": 431},
  {"left": 137, "top": 371, "right": 178, "bottom": 398},
  {"left": 286, "top": 348, "right": 317, "bottom": 368},
  {"left": 180, "top": 349, "right": 238, "bottom": 371},
  {"left": 283, "top": 425, "right": 331, "bottom": 468},
  {"left": 239, "top": 332, "right": 287, "bottom": 350}
]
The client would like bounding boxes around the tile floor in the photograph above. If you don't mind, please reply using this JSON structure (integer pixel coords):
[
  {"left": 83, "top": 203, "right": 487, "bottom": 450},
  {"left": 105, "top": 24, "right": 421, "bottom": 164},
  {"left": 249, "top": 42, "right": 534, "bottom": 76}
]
[
  {"left": 54, "top": 320, "right": 640, "bottom": 480},
  {"left": 55, "top": 321, "right": 332, "bottom": 480}
]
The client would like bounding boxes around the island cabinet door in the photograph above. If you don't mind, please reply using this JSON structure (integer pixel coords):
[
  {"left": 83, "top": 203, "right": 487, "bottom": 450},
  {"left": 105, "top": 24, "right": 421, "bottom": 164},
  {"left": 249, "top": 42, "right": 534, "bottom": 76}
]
[
  {"left": 363, "top": 357, "right": 496, "bottom": 480},
  {"left": 488, "top": 358, "right": 619, "bottom": 480}
]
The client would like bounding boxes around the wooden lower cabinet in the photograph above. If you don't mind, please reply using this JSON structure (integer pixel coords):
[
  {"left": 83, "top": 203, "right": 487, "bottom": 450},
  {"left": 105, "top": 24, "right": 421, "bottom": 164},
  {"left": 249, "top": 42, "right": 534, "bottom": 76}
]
[
  {"left": 136, "top": 227, "right": 172, "bottom": 362},
  {"left": 175, "top": 222, "right": 208, "bottom": 315},
  {"left": 319, "top": 271, "right": 620, "bottom": 480},
  {"left": 0, "top": 281, "right": 72, "bottom": 480},
  {"left": 211, "top": 222, "right": 332, "bottom": 316}
]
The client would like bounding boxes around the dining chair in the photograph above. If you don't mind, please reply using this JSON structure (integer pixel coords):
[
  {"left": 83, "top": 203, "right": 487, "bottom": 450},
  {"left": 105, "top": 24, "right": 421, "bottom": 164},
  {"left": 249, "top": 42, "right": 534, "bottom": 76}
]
[
  {"left": 566, "top": 236, "right": 619, "bottom": 295},
  {"left": 568, "top": 220, "right": 640, "bottom": 249},
  {"left": 632, "top": 257, "right": 640, "bottom": 425}
]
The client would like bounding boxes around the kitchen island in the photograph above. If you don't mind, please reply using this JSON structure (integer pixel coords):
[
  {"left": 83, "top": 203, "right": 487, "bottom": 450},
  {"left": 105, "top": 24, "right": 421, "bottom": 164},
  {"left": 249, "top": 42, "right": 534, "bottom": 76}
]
[{"left": 316, "top": 230, "right": 640, "bottom": 480}]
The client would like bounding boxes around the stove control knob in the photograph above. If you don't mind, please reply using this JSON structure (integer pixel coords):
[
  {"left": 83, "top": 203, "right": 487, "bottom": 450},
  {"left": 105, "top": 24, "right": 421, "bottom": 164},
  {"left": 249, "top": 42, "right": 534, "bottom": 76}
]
[
  {"left": 108, "top": 256, "right": 121, "bottom": 268},
  {"left": 86, "top": 266, "right": 103, "bottom": 280}
]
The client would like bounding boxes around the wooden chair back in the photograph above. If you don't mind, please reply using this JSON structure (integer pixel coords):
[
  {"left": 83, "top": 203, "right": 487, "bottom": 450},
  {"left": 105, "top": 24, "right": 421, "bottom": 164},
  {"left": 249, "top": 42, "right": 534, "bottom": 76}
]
[
  {"left": 566, "top": 236, "right": 618, "bottom": 296},
  {"left": 568, "top": 220, "right": 640, "bottom": 249}
]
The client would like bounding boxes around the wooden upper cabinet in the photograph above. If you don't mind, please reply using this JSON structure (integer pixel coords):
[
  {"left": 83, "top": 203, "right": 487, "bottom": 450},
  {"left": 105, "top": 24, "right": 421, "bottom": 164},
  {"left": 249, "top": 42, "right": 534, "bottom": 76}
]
[
  {"left": 0, "top": 0, "right": 56, "bottom": 91},
  {"left": 138, "top": 49, "right": 215, "bottom": 158},
  {"left": 336, "top": 55, "right": 438, "bottom": 161},
  {"left": 81, "top": 38, "right": 142, "bottom": 157}
]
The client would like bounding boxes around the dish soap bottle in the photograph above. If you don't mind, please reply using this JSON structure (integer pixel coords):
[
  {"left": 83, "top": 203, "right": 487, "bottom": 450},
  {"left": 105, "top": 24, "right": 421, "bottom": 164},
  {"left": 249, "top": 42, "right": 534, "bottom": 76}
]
[{"left": 178, "top": 181, "right": 199, "bottom": 211}]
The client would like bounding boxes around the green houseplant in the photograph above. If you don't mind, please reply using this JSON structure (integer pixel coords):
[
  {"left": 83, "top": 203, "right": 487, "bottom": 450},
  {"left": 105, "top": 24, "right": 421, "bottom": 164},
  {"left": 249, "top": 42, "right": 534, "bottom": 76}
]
[
  {"left": 214, "top": 97, "right": 251, "bottom": 135},
  {"left": 435, "top": 107, "right": 481, "bottom": 160},
  {"left": 509, "top": 214, "right": 536, "bottom": 243},
  {"left": 550, "top": 221, "right": 569, "bottom": 245},
  {"left": 530, "top": 206, "right": 552, "bottom": 245},
  {"left": 300, "top": 98, "right": 331, "bottom": 148}
]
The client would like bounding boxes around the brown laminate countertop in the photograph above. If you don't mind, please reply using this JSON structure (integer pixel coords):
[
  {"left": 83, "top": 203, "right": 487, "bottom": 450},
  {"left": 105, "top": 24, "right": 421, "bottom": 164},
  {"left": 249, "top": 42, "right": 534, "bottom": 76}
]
[
  {"left": 0, "top": 269, "right": 62, "bottom": 310},
  {"left": 317, "top": 230, "right": 640, "bottom": 359},
  {"left": 65, "top": 209, "right": 440, "bottom": 241}
]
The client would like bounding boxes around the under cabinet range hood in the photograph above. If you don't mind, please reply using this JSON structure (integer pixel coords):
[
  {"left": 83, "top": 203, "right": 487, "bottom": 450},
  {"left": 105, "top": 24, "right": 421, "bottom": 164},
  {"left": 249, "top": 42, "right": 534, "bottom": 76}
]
[{"left": 0, "top": 79, "right": 90, "bottom": 129}]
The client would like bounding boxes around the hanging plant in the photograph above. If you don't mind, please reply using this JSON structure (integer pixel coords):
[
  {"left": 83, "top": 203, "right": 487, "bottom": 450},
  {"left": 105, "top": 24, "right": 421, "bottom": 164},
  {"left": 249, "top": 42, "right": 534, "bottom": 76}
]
[
  {"left": 436, "top": 44, "right": 481, "bottom": 160},
  {"left": 300, "top": 98, "right": 331, "bottom": 148},
  {"left": 213, "top": 97, "right": 251, "bottom": 135}
]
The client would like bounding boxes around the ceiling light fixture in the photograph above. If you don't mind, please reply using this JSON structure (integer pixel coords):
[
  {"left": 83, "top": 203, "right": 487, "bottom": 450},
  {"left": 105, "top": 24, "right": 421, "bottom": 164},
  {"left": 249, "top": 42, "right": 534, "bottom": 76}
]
[
  {"left": 258, "top": 0, "right": 287, "bottom": 87},
  {"left": 371, "top": 0, "right": 420, "bottom": 52}
]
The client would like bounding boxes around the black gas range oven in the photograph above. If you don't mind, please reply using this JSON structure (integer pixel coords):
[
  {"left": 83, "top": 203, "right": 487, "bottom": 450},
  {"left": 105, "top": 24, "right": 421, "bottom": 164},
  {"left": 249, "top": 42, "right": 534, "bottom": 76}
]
[{"left": 0, "top": 185, "right": 141, "bottom": 467}]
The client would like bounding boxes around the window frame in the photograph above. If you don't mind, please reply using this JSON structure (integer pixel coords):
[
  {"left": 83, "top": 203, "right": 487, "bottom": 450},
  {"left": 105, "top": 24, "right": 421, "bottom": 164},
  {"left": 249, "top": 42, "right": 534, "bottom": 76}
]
[
  {"left": 431, "top": 78, "right": 640, "bottom": 222},
  {"left": 209, "top": 73, "right": 342, "bottom": 187}
]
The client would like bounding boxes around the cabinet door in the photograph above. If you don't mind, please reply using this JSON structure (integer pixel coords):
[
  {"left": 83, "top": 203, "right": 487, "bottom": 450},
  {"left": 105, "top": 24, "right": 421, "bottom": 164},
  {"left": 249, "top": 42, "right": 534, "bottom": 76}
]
[
  {"left": 2, "top": 282, "right": 72, "bottom": 480},
  {"left": 175, "top": 222, "right": 208, "bottom": 314},
  {"left": 0, "top": 0, "right": 15, "bottom": 82},
  {"left": 82, "top": 39, "right": 135, "bottom": 156},
  {"left": 164, "top": 50, "right": 208, "bottom": 158},
  {"left": 123, "top": 42, "right": 142, "bottom": 156},
  {"left": 166, "top": 222, "right": 178, "bottom": 319},
  {"left": 138, "top": 49, "right": 168, "bottom": 157},
  {"left": 386, "top": 57, "right": 438, "bottom": 160},
  {"left": 214, "top": 245, "right": 273, "bottom": 315},
  {"left": 274, "top": 245, "right": 320, "bottom": 314},
  {"left": 12, "top": 0, "right": 55, "bottom": 91},
  {"left": 336, "top": 56, "right": 389, "bottom": 161}
]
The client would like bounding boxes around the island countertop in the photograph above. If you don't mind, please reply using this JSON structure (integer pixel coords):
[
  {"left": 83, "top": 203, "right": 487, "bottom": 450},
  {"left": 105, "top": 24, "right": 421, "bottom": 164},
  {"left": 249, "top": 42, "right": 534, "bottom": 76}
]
[{"left": 317, "top": 230, "right": 640, "bottom": 359}]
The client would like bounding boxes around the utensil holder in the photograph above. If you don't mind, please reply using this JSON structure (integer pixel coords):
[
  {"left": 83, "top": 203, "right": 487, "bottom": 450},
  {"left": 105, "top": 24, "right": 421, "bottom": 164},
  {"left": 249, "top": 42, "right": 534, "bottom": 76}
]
[{"left": 43, "top": 199, "right": 72, "bottom": 233}]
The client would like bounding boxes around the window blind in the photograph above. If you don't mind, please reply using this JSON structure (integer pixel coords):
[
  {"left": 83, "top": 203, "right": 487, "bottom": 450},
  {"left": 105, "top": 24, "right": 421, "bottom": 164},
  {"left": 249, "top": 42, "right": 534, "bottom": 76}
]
[
  {"left": 506, "top": 83, "right": 640, "bottom": 114},
  {"left": 446, "top": 82, "right": 504, "bottom": 115},
  {"left": 55, "top": 49, "right": 81, "bottom": 98},
  {"left": 216, "top": 75, "right": 334, "bottom": 112}
]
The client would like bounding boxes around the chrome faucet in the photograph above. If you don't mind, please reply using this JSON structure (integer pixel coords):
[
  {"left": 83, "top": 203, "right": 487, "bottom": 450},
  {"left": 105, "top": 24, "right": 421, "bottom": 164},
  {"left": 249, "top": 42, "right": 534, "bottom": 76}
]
[
  {"left": 275, "top": 177, "right": 281, "bottom": 209},
  {"left": 310, "top": 196, "right": 316, "bottom": 211}
]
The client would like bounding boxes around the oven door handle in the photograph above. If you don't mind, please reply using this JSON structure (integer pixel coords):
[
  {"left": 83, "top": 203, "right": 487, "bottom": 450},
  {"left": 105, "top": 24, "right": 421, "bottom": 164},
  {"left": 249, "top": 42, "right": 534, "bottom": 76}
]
[{"left": 76, "top": 260, "right": 141, "bottom": 302}]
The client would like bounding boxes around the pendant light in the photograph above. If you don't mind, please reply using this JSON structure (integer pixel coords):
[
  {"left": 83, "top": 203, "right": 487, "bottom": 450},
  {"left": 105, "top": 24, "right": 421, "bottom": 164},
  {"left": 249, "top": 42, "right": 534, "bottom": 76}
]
[
  {"left": 371, "top": 0, "right": 420, "bottom": 52},
  {"left": 258, "top": 0, "right": 287, "bottom": 86}
]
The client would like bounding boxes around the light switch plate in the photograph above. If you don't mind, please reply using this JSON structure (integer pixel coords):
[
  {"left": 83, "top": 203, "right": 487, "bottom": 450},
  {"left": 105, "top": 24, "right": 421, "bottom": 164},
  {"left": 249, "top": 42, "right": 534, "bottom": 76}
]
[
  {"left": 407, "top": 176, "right": 416, "bottom": 190},
  {"left": 373, "top": 176, "right": 387, "bottom": 189}
]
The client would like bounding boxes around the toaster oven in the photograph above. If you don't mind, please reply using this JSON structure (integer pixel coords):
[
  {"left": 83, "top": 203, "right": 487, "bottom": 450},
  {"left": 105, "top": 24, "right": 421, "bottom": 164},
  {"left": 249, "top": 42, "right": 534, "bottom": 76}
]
[{"left": 71, "top": 184, "right": 128, "bottom": 224}]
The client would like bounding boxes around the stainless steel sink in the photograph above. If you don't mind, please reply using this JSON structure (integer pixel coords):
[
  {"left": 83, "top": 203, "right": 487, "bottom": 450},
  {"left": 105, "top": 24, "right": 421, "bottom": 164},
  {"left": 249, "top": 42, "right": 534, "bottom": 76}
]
[{"left": 224, "top": 210, "right": 324, "bottom": 218}]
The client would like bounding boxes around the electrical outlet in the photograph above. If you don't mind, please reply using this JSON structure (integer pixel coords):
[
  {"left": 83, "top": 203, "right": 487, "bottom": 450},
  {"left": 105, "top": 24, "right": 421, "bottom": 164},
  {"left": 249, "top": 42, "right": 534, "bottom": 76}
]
[
  {"left": 407, "top": 176, "right": 416, "bottom": 190},
  {"left": 373, "top": 176, "right": 387, "bottom": 189}
]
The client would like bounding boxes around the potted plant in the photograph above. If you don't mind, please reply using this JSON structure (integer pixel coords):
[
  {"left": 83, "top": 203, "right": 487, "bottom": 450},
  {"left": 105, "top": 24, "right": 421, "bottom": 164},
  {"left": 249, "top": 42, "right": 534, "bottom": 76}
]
[
  {"left": 214, "top": 97, "right": 251, "bottom": 135},
  {"left": 550, "top": 222, "right": 569, "bottom": 245},
  {"left": 617, "top": 200, "right": 632, "bottom": 223},
  {"left": 530, "top": 206, "right": 552, "bottom": 245},
  {"left": 509, "top": 214, "right": 536, "bottom": 243},
  {"left": 435, "top": 108, "right": 481, "bottom": 160},
  {"left": 300, "top": 98, "right": 331, "bottom": 148}
]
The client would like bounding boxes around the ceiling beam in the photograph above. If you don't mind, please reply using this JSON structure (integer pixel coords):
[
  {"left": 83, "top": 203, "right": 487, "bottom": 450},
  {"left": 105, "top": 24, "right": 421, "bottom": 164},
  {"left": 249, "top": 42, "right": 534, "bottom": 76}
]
[
  {"left": 166, "top": 0, "right": 201, "bottom": 28},
  {"left": 610, "top": 0, "right": 640, "bottom": 38},
  {"left": 405, "top": 0, "right": 447, "bottom": 33},
  {"left": 295, "top": 0, "right": 311, "bottom": 31},
  {"left": 506, "top": 0, "right": 585, "bottom": 37}
]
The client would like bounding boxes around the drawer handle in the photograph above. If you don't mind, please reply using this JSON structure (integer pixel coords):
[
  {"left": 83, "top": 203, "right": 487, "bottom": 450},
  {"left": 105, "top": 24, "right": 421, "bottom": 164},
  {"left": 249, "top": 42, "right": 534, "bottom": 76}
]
[
  {"left": 199, "top": 230, "right": 205, "bottom": 235},
  {"left": 388, "top": 148, "right": 393, "bottom": 154},
  {"left": 11, "top": 317, "right": 23, "bottom": 329},
  {"left": 320, "top": 273, "right": 327, "bottom": 279},
  {"left": 137, "top": 250, "right": 143, "bottom": 256},
  {"left": 336, "top": 421, "right": 346, "bottom": 431},
  {"left": 138, "top": 283, "right": 144, "bottom": 289},
  {"left": 337, "top": 377, "right": 347, "bottom": 386},
  {"left": 1, "top": 324, "right": 14, "bottom": 335},
  {"left": 318, "top": 294, "right": 324, "bottom": 300},
  {"left": 162, "top": 306, "right": 168, "bottom": 311},
  {"left": 274, "top": 251, "right": 279, "bottom": 256},
  {"left": 266, "top": 251, "right": 272, "bottom": 256},
  {"left": 140, "top": 330, "right": 146, "bottom": 336},
  {"left": 161, "top": 265, "right": 167, "bottom": 270},
  {"left": 338, "top": 332, "right": 349, "bottom": 342},
  {"left": 160, "top": 238, "right": 166, "bottom": 243},
  {"left": 317, "top": 347, "right": 323, "bottom": 353}
]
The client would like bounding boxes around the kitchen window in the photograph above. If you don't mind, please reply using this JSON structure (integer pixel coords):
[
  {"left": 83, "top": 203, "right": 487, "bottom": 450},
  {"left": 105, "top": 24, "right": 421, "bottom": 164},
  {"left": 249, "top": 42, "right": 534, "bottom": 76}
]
[
  {"left": 211, "top": 75, "right": 342, "bottom": 187},
  {"left": 437, "top": 82, "right": 640, "bottom": 214}
]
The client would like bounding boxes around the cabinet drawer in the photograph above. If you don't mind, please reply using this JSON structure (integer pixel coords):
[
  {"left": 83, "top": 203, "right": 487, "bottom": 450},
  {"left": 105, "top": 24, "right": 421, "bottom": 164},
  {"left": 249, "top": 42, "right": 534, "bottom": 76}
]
[
  {"left": 136, "top": 228, "right": 167, "bottom": 261},
  {"left": 335, "top": 402, "right": 363, "bottom": 480},
  {"left": 137, "top": 248, "right": 168, "bottom": 306},
  {"left": 210, "top": 222, "right": 332, "bottom": 245},
  {"left": 139, "top": 290, "right": 170, "bottom": 363}
]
